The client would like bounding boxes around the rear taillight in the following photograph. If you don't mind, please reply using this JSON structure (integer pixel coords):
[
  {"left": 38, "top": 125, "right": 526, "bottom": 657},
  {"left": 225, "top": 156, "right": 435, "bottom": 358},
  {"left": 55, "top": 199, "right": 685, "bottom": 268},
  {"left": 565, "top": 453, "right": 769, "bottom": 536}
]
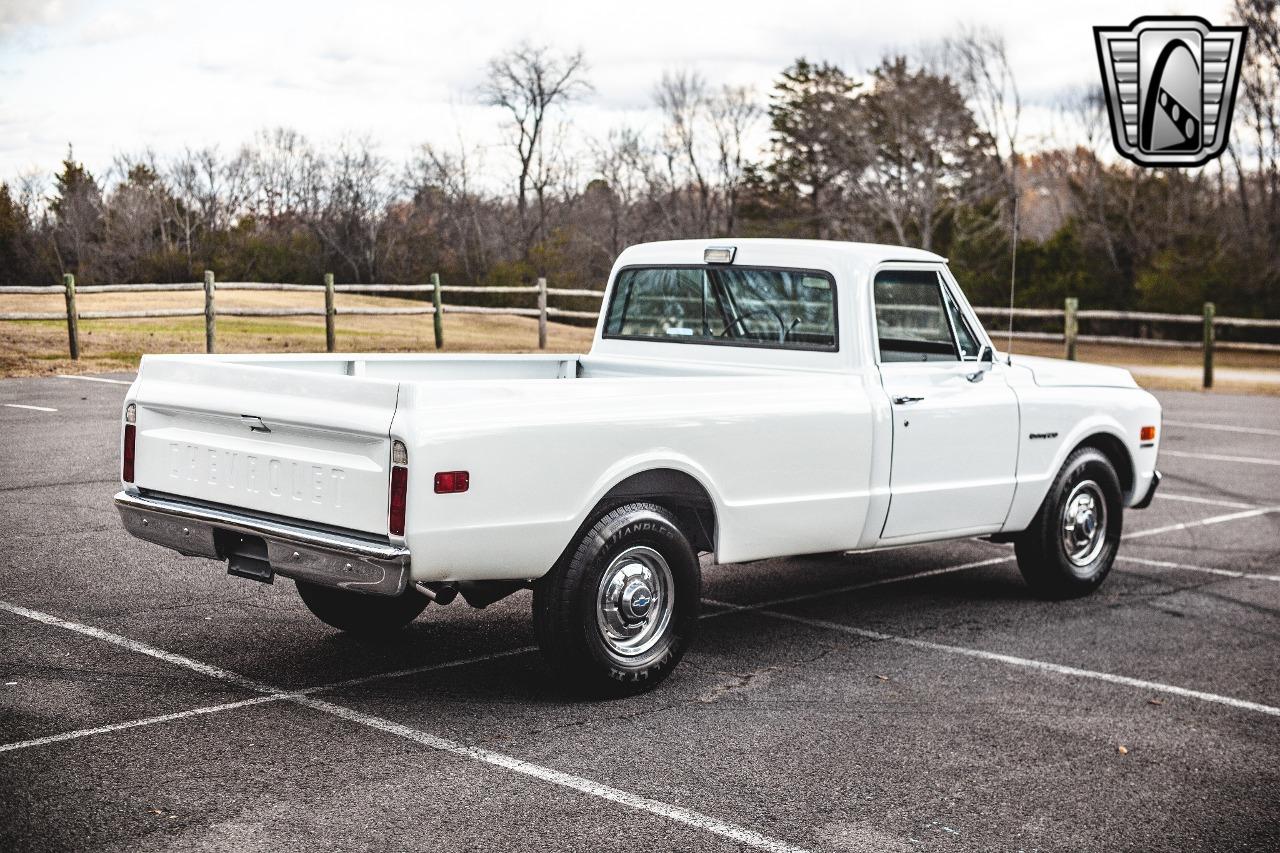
[
  {"left": 122, "top": 425, "right": 136, "bottom": 482},
  {"left": 389, "top": 440, "right": 408, "bottom": 536},
  {"left": 122, "top": 403, "right": 137, "bottom": 483}
]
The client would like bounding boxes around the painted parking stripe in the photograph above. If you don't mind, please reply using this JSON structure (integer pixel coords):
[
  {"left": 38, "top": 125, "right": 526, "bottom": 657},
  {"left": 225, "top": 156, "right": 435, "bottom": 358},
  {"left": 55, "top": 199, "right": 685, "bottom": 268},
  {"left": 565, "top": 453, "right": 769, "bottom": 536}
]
[
  {"left": 57, "top": 374, "right": 133, "bottom": 385},
  {"left": 297, "top": 695, "right": 811, "bottom": 853},
  {"left": 1156, "top": 492, "right": 1255, "bottom": 510},
  {"left": 716, "top": 507, "right": 1280, "bottom": 618},
  {"left": 1116, "top": 555, "right": 1280, "bottom": 583},
  {"left": 1124, "top": 506, "right": 1280, "bottom": 540},
  {"left": 297, "top": 646, "right": 537, "bottom": 695},
  {"left": 0, "top": 603, "right": 811, "bottom": 853},
  {"left": 704, "top": 556, "right": 1015, "bottom": 618},
  {"left": 1161, "top": 449, "right": 1280, "bottom": 467},
  {"left": 1164, "top": 419, "right": 1280, "bottom": 438},
  {"left": 0, "top": 600, "right": 274, "bottom": 693},
  {"left": 710, "top": 602, "right": 1280, "bottom": 718},
  {"left": 2, "top": 404, "right": 57, "bottom": 412},
  {"left": 0, "top": 645, "right": 538, "bottom": 756},
  {"left": 0, "top": 695, "right": 287, "bottom": 754}
]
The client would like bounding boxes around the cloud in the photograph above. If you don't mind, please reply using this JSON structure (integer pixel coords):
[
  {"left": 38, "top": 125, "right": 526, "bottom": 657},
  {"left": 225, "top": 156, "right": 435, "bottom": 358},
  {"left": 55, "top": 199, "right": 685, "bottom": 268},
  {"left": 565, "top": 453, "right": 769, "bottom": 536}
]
[
  {"left": 0, "top": 0, "right": 79, "bottom": 41},
  {"left": 0, "top": 0, "right": 1228, "bottom": 184}
]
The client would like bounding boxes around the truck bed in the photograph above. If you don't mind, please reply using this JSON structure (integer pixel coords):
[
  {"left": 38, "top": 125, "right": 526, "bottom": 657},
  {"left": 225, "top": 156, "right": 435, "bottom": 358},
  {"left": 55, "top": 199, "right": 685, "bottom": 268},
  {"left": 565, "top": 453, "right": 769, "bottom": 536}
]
[{"left": 126, "top": 351, "right": 880, "bottom": 576}]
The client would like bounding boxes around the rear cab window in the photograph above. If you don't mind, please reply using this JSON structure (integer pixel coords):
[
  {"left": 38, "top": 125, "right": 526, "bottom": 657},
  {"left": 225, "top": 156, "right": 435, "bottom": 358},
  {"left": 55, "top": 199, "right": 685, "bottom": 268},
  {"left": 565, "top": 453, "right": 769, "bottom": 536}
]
[{"left": 603, "top": 266, "right": 838, "bottom": 351}]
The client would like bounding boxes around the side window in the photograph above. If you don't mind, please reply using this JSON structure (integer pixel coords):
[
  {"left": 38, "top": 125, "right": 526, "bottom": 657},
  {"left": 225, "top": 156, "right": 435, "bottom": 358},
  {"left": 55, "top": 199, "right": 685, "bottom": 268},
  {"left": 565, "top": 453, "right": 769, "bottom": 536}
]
[
  {"left": 941, "top": 285, "right": 980, "bottom": 359},
  {"left": 873, "top": 270, "right": 959, "bottom": 362}
]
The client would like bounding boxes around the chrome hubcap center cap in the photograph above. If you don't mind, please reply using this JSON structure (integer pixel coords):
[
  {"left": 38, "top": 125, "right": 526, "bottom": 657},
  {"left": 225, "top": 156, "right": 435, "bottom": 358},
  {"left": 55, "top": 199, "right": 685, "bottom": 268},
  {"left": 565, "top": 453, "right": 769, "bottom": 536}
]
[{"left": 622, "top": 580, "right": 653, "bottom": 619}]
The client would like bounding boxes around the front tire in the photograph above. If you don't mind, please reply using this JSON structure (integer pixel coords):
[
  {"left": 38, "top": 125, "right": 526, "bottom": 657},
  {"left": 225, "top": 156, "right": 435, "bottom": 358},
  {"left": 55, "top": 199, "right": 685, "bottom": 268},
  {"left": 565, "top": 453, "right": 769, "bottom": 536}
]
[
  {"left": 1015, "top": 447, "right": 1123, "bottom": 599},
  {"left": 532, "top": 502, "right": 701, "bottom": 696},
  {"left": 296, "top": 580, "right": 428, "bottom": 636}
]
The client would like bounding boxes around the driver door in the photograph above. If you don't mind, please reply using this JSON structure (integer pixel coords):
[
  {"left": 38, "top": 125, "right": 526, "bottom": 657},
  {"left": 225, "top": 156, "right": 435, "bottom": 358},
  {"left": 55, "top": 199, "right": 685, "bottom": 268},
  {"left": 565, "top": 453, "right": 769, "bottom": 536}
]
[{"left": 874, "top": 267, "right": 1020, "bottom": 540}]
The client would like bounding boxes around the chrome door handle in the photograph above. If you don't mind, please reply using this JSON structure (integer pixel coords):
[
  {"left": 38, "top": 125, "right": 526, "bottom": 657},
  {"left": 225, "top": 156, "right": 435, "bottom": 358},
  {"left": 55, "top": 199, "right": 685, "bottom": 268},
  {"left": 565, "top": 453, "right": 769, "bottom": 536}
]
[{"left": 892, "top": 395, "right": 924, "bottom": 405}]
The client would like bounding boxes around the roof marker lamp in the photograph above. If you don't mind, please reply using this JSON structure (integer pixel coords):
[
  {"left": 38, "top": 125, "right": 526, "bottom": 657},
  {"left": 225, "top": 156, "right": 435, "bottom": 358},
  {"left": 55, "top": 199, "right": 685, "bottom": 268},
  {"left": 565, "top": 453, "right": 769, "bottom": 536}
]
[{"left": 704, "top": 246, "right": 736, "bottom": 264}]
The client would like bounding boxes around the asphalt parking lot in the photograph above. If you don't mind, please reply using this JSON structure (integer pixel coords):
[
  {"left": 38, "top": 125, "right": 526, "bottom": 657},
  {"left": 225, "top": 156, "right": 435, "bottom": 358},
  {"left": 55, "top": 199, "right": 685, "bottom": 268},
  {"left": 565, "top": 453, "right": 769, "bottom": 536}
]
[{"left": 1, "top": 373, "right": 1277, "bottom": 852}]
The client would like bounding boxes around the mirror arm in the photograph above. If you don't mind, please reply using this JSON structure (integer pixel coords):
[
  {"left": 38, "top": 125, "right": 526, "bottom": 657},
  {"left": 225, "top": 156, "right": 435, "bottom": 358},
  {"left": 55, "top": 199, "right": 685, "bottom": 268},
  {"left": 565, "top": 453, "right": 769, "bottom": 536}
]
[{"left": 966, "top": 345, "right": 994, "bottom": 382}]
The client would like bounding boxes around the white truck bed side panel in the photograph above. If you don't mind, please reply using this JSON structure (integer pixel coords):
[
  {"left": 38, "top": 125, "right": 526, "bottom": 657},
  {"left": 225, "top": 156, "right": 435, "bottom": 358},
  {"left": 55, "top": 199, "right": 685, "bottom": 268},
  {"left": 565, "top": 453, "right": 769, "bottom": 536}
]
[{"left": 395, "top": 373, "right": 876, "bottom": 581}]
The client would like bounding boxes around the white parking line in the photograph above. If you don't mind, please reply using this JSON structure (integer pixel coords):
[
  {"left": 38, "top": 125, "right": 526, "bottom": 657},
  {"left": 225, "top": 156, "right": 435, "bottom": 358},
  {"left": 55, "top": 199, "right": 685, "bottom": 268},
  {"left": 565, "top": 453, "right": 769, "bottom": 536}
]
[
  {"left": 298, "top": 646, "right": 537, "bottom": 695},
  {"left": 1157, "top": 492, "right": 1255, "bottom": 510},
  {"left": 1164, "top": 419, "right": 1280, "bottom": 438},
  {"left": 721, "top": 504, "right": 1280, "bottom": 617},
  {"left": 0, "top": 603, "right": 810, "bottom": 853},
  {"left": 712, "top": 603, "right": 1280, "bottom": 718},
  {"left": 0, "top": 695, "right": 286, "bottom": 754},
  {"left": 1161, "top": 449, "right": 1280, "bottom": 467},
  {"left": 1116, "top": 555, "right": 1280, "bottom": 583},
  {"left": 0, "top": 600, "right": 272, "bottom": 693},
  {"left": 0, "top": 644, "right": 538, "bottom": 756},
  {"left": 704, "top": 556, "right": 1015, "bottom": 618},
  {"left": 298, "top": 695, "right": 810, "bottom": 853},
  {"left": 57, "top": 374, "right": 133, "bottom": 386},
  {"left": 1123, "top": 506, "right": 1280, "bottom": 540},
  {"left": 2, "top": 404, "right": 57, "bottom": 412}
]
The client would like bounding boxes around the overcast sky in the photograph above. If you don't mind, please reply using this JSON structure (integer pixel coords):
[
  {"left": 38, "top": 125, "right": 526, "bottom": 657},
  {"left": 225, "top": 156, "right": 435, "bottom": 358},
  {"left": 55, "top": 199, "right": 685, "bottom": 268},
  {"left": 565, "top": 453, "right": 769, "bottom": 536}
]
[{"left": 0, "top": 0, "right": 1229, "bottom": 189}]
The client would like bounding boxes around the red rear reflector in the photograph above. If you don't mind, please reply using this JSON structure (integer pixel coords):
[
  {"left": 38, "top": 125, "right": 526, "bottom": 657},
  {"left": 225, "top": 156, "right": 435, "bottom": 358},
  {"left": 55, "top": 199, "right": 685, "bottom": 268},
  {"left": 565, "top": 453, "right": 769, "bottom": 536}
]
[
  {"left": 1140, "top": 426, "right": 1157, "bottom": 441},
  {"left": 434, "top": 471, "right": 469, "bottom": 494},
  {"left": 122, "top": 423, "right": 136, "bottom": 483},
  {"left": 389, "top": 465, "right": 408, "bottom": 536}
]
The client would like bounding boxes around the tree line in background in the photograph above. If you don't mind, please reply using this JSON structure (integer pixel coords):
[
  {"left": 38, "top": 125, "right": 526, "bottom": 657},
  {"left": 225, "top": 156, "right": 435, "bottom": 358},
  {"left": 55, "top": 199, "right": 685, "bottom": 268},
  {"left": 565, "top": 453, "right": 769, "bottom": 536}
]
[{"left": 0, "top": 0, "right": 1277, "bottom": 318}]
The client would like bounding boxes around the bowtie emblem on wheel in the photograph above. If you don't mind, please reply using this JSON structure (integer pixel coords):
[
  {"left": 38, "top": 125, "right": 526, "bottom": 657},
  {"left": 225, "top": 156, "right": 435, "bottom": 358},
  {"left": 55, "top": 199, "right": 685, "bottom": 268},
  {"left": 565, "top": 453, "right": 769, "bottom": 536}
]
[{"left": 1094, "top": 16, "right": 1247, "bottom": 167}]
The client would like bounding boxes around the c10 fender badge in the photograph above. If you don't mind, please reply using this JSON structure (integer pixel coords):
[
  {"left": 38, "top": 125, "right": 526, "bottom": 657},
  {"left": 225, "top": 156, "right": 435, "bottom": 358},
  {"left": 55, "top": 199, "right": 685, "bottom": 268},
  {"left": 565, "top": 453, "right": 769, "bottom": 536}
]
[{"left": 1094, "top": 16, "right": 1247, "bottom": 167}]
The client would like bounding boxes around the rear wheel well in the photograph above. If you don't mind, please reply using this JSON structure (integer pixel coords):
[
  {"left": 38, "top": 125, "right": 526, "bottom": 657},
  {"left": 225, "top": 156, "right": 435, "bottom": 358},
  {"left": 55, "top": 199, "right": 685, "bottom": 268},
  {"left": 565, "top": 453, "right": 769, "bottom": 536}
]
[
  {"left": 592, "top": 469, "right": 717, "bottom": 554},
  {"left": 1073, "top": 433, "right": 1134, "bottom": 499}
]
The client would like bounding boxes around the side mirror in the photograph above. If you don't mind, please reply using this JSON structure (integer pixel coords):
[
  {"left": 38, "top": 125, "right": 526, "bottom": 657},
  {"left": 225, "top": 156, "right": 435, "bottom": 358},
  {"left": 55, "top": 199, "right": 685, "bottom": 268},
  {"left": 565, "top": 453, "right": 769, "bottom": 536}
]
[{"left": 967, "top": 345, "right": 994, "bottom": 382}]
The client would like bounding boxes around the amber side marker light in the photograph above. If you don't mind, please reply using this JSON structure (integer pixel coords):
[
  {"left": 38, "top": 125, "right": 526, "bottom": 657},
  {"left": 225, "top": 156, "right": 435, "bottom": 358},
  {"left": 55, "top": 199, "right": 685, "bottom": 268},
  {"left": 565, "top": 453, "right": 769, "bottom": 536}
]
[
  {"left": 1140, "top": 426, "right": 1157, "bottom": 442},
  {"left": 122, "top": 403, "right": 137, "bottom": 483}
]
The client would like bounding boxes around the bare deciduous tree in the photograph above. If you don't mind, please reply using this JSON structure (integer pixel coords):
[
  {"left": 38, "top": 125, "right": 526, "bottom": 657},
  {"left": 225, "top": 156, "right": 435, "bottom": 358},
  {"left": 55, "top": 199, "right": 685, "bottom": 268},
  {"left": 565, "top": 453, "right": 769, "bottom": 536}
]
[
  {"left": 709, "top": 85, "right": 761, "bottom": 235},
  {"left": 480, "top": 42, "right": 590, "bottom": 260}
]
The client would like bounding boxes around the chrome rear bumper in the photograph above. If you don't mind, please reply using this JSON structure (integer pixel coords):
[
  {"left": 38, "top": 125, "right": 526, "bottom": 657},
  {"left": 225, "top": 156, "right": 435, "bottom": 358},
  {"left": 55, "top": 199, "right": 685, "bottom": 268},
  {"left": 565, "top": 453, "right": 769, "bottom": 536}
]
[{"left": 114, "top": 491, "right": 410, "bottom": 596}]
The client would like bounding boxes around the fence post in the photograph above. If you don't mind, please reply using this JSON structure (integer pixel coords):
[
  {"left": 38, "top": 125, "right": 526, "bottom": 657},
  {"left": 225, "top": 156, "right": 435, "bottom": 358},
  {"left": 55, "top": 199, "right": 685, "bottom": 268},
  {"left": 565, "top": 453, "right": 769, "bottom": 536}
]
[
  {"left": 1064, "top": 297, "right": 1078, "bottom": 361},
  {"left": 203, "top": 270, "right": 216, "bottom": 354},
  {"left": 62, "top": 273, "right": 80, "bottom": 360},
  {"left": 537, "top": 277, "right": 548, "bottom": 350},
  {"left": 1202, "top": 301, "right": 1215, "bottom": 389},
  {"left": 431, "top": 273, "right": 444, "bottom": 350},
  {"left": 324, "top": 273, "right": 336, "bottom": 353}
]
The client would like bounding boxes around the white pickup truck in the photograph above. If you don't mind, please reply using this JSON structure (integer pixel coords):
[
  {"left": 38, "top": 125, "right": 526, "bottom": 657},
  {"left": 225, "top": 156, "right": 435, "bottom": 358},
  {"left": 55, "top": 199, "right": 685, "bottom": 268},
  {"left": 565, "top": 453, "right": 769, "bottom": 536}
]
[{"left": 116, "top": 239, "right": 1162, "bottom": 694}]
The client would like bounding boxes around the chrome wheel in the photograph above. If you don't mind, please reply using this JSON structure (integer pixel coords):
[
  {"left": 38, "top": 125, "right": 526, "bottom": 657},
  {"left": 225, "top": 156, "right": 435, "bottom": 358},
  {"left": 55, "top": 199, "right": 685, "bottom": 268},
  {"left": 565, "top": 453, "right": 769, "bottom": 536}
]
[
  {"left": 596, "top": 545, "right": 674, "bottom": 661},
  {"left": 1061, "top": 479, "right": 1108, "bottom": 571}
]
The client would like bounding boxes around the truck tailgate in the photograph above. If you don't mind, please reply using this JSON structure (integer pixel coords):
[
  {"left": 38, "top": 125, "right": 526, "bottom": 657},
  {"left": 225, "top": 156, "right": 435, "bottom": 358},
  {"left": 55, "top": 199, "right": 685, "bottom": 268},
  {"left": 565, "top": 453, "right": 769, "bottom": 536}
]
[{"left": 130, "top": 357, "right": 399, "bottom": 536}]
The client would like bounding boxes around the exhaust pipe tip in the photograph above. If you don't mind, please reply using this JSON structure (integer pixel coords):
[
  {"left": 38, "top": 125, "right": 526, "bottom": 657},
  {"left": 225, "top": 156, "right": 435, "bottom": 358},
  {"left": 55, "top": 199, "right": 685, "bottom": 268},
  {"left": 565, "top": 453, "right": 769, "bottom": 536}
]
[{"left": 414, "top": 582, "right": 458, "bottom": 605}]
